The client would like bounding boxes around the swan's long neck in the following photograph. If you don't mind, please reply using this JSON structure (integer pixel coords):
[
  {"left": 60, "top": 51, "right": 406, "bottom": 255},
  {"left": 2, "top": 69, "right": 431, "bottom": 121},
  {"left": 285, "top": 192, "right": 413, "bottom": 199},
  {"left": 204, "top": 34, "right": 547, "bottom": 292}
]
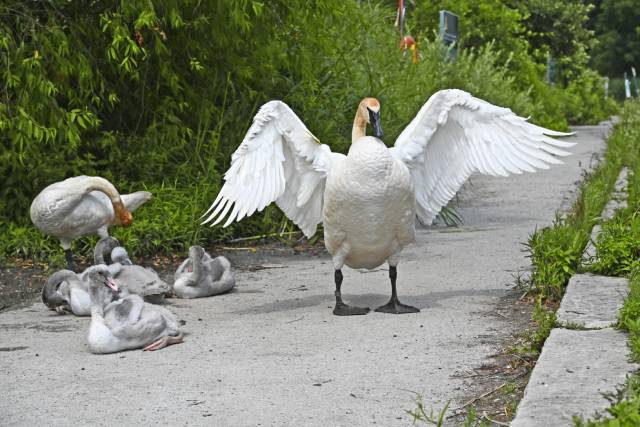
[
  {"left": 94, "top": 238, "right": 119, "bottom": 264},
  {"left": 89, "top": 284, "right": 111, "bottom": 315},
  {"left": 82, "top": 176, "right": 122, "bottom": 203},
  {"left": 42, "top": 270, "right": 76, "bottom": 306},
  {"left": 352, "top": 110, "right": 367, "bottom": 142},
  {"left": 191, "top": 253, "right": 204, "bottom": 283},
  {"left": 80, "top": 176, "right": 132, "bottom": 226},
  {"left": 91, "top": 305, "right": 104, "bottom": 318}
]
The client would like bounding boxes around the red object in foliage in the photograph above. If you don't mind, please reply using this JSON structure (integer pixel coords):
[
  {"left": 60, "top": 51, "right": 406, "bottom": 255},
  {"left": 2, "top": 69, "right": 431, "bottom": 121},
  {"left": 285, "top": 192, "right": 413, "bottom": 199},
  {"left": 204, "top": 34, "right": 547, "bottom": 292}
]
[{"left": 400, "top": 35, "right": 415, "bottom": 50}]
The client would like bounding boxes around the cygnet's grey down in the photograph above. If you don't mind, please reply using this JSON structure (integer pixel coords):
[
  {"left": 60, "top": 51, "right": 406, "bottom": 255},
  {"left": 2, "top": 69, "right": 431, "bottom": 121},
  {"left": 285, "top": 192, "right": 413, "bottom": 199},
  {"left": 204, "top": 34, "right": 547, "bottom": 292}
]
[
  {"left": 42, "top": 266, "right": 133, "bottom": 316},
  {"left": 42, "top": 270, "right": 92, "bottom": 316},
  {"left": 94, "top": 237, "right": 171, "bottom": 303},
  {"left": 173, "top": 245, "right": 235, "bottom": 298},
  {"left": 85, "top": 266, "right": 183, "bottom": 354}
]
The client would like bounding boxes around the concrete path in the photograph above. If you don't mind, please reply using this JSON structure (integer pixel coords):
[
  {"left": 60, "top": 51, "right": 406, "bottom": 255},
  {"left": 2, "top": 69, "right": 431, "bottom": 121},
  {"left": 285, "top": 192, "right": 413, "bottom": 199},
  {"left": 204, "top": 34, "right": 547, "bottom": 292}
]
[{"left": 0, "top": 124, "right": 608, "bottom": 426}]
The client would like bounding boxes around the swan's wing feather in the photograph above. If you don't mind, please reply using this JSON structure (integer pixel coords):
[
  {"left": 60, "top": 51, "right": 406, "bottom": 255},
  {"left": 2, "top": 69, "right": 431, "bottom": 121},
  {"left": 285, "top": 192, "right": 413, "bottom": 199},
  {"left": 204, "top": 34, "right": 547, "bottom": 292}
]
[
  {"left": 202, "top": 101, "right": 342, "bottom": 238},
  {"left": 391, "top": 89, "right": 575, "bottom": 225}
]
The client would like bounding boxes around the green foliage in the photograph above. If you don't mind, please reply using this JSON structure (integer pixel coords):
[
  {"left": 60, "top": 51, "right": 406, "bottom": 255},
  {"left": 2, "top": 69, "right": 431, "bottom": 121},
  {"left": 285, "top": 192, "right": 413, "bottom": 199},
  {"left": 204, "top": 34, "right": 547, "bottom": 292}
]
[
  {"left": 591, "top": 211, "right": 640, "bottom": 276},
  {"left": 563, "top": 69, "right": 619, "bottom": 124},
  {"left": 0, "top": 0, "right": 622, "bottom": 262},
  {"left": 574, "top": 101, "right": 640, "bottom": 426},
  {"left": 406, "top": 399, "right": 451, "bottom": 426},
  {"left": 590, "top": 0, "right": 640, "bottom": 77},
  {"left": 409, "top": 0, "right": 525, "bottom": 58},
  {"left": 530, "top": 298, "right": 556, "bottom": 352},
  {"left": 526, "top": 99, "right": 638, "bottom": 301},
  {"left": 619, "top": 271, "right": 640, "bottom": 361},
  {"left": 527, "top": 222, "right": 588, "bottom": 300},
  {"left": 406, "top": 0, "right": 616, "bottom": 128},
  {"left": 518, "top": 0, "right": 595, "bottom": 82},
  {"left": 590, "top": 100, "right": 640, "bottom": 275}
]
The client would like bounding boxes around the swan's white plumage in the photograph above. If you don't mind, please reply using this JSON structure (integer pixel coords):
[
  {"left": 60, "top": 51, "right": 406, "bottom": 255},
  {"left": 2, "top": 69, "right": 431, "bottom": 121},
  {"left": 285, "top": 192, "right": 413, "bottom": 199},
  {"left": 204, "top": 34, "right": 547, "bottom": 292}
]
[
  {"left": 390, "top": 89, "right": 574, "bottom": 225},
  {"left": 202, "top": 101, "right": 344, "bottom": 237},
  {"left": 30, "top": 175, "right": 151, "bottom": 249},
  {"left": 203, "top": 89, "right": 574, "bottom": 273}
]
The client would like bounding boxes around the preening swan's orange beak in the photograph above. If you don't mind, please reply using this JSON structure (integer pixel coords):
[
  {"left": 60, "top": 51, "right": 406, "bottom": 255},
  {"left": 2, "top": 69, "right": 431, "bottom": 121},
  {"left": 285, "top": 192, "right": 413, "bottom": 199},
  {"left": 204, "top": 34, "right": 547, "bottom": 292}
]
[{"left": 113, "top": 201, "right": 133, "bottom": 227}]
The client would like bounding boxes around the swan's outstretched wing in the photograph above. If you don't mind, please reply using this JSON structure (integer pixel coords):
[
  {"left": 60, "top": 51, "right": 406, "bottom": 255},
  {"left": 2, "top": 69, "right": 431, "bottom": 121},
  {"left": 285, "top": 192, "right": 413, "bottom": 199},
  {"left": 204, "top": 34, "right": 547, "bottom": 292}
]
[
  {"left": 390, "top": 89, "right": 575, "bottom": 225},
  {"left": 202, "top": 100, "right": 344, "bottom": 237}
]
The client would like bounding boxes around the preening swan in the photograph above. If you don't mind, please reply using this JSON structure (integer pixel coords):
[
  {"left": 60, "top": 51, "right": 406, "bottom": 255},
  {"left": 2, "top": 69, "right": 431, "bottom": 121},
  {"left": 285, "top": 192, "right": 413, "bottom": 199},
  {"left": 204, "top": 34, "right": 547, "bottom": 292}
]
[
  {"left": 30, "top": 175, "right": 151, "bottom": 269},
  {"left": 173, "top": 245, "right": 235, "bottom": 298},
  {"left": 43, "top": 266, "right": 134, "bottom": 316},
  {"left": 85, "top": 266, "right": 183, "bottom": 354},
  {"left": 202, "top": 89, "right": 574, "bottom": 316},
  {"left": 93, "top": 237, "right": 171, "bottom": 303},
  {"left": 42, "top": 270, "right": 92, "bottom": 316}
]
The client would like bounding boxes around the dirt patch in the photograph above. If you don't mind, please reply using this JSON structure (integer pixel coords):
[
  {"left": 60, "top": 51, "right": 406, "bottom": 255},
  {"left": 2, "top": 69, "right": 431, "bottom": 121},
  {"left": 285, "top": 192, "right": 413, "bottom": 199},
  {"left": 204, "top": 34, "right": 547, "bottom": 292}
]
[
  {"left": 0, "top": 260, "right": 48, "bottom": 311},
  {"left": 448, "top": 289, "right": 537, "bottom": 425}
]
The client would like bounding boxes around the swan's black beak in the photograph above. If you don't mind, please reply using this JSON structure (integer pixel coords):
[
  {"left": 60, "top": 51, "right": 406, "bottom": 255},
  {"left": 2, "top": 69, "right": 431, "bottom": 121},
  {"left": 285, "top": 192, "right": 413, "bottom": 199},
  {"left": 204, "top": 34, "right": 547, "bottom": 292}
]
[{"left": 368, "top": 108, "right": 383, "bottom": 139}]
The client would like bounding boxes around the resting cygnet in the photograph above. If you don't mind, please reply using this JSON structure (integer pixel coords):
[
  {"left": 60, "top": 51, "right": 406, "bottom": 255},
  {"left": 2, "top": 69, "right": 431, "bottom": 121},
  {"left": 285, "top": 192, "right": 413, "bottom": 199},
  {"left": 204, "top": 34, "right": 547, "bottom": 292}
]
[
  {"left": 173, "top": 246, "right": 235, "bottom": 298},
  {"left": 42, "top": 270, "right": 92, "bottom": 316},
  {"left": 94, "top": 237, "right": 171, "bottom": 303},
  {"left": 86, "top": 266, "right": 183, "bottom": 354}
]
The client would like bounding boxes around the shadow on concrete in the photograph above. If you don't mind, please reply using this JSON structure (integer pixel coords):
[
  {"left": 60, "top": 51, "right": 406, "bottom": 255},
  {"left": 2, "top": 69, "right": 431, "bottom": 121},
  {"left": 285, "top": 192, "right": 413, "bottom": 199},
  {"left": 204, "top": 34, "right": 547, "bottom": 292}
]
[{"left": 229, "top": 287, "right": 505, "bottom": 315}]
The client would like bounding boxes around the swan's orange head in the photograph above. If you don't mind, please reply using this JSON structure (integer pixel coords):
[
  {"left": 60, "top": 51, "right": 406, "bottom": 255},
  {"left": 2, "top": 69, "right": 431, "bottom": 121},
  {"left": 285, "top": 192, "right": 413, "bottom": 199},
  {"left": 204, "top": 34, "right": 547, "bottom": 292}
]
[
  {"left": 358, "top": 97, "right": 383, "bottom": 138},
  {"left": 113, "top": 200, "right": 133, "bottom": 227}
]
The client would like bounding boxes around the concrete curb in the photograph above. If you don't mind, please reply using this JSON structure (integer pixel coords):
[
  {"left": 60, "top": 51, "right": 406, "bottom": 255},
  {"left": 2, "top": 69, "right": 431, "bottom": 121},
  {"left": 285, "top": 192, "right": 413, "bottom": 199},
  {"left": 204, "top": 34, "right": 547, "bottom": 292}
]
[
  {"left": 556, "top": 274, "right": 628, "bottom": 329},
  {"left": 513, "top": 167, "right": 637, "bottom": 426},
  {"left": 511, "top": 328, "right": 637, "bottom": 426}
]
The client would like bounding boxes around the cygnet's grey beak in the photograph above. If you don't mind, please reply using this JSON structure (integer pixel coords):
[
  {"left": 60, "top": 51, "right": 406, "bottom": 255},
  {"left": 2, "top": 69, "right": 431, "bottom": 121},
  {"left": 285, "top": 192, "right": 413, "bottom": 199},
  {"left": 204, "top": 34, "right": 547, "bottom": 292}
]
[{"left": 368, "top": 108, "right": 383, "bottom": 139}]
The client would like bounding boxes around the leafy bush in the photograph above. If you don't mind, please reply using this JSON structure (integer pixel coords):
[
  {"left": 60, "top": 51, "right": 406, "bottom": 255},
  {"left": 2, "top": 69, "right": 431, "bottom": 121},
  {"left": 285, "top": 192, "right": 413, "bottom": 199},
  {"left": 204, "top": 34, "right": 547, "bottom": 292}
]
[{"left": 0, "top": 0, "right": 622, "bottom": 263}]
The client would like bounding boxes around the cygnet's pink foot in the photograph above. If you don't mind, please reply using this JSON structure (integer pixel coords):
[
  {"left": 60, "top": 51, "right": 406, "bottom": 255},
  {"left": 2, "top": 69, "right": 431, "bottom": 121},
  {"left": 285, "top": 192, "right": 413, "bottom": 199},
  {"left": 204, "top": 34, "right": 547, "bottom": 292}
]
[{"left": 143, "top": 333, "right": 184, "bottom": 351}]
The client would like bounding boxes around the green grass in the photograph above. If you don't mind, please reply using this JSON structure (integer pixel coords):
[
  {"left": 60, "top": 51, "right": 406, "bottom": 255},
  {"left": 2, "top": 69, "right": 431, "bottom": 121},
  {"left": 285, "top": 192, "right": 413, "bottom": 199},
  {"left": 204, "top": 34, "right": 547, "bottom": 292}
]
[
  {"left": 574, "top": 101, "right": 640, "bottom": 427},
  {"left": 526, "top": 100, "right": 640, "bottom": 301},
  {"left": 589, "top": 210, "right": 640, "bottom": 276}
]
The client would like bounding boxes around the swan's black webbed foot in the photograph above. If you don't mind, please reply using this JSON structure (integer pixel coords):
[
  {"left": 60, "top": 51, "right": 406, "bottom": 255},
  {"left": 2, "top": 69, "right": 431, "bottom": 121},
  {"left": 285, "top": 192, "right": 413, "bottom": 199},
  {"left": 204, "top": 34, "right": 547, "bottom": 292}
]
[
  {"left": 375, "top": 266, "right": 420, "bottom": 314},
  {"left": 333, "top": 302, "right": 370, "bottom": 316},
  {"left": 332, "top": 269, "right": 370, "bottom": 316},
  {"left": 374, "top": 299, "right": 420, "bottom": 314}
]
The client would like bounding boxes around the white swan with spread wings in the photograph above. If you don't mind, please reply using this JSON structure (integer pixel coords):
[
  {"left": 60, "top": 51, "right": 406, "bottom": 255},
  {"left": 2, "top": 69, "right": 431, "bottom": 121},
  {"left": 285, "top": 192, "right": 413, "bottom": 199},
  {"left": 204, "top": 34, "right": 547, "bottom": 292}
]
[{"left": 202, "top": 89, "right": 574, "bottom": 316}]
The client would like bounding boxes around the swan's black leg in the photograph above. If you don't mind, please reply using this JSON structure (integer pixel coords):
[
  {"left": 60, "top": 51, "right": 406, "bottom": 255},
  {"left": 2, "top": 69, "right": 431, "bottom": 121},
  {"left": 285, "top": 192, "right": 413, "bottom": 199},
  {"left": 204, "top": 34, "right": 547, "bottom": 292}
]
[
  {"left": 64, "top": 249, "right": 75, "bottom": 271},
  {"left": 375, "top": 266, "right": 419, "bottom": 314},
  {"left": 333, "top": 270, "right": 370, "bottom": 316}
]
